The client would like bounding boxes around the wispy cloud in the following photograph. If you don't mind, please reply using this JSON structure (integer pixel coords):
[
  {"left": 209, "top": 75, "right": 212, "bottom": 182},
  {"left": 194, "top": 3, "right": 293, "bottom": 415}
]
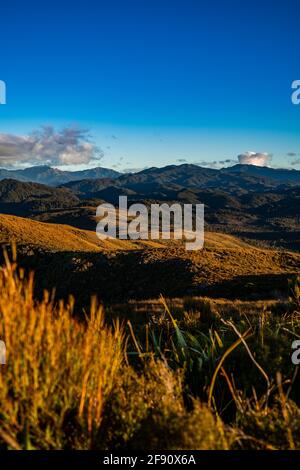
[
  {"left": 0, "top": 126, "right": 103, "bottom": 167},
  {"left": 195, "top": 160, "right": 219, "bottom": 168},
  {"left": 219, "top": 159, "right": 237, "bottom": 166},
  {"left": 193, "top": 158, "right": 239, "bottom": 169}
]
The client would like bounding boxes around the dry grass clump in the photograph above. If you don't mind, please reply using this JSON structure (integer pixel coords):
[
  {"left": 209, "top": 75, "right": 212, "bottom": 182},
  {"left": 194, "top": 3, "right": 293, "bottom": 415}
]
[
  {"left": 0, "top": 255, "right": 123, "bottom": 449},
  {"left": 0, "top": 256, "right": 234, "bottom": 450},
  {"left": 100, "top": 360, "right": 232, "bottom": 450}
]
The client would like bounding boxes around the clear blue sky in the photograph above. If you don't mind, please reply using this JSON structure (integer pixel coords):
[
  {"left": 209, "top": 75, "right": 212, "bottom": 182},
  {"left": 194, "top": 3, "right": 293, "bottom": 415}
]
[{"left": 1, "top": 0, "right": 300, "bottom": 170}]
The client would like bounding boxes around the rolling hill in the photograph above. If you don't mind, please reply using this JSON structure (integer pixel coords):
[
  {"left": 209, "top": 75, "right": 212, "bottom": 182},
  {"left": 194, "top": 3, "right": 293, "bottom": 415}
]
[
  {"left": 0, "top": 214, "right": 164, "bottom": 252},
  {"left": 0, "top": 179, "right": 80, "bottom": 215},
  {"left": 58, "top": 165, "right": 300, "bottom": 250},
  {"left": 0, "top": 213, "right": 299, "bottom": 306}
]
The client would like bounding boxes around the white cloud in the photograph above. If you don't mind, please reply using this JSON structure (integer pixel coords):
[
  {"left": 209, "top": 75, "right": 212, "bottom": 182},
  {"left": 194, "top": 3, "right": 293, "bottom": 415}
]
[
  {"left": 0, "top": 126, "right": 103, "bottom": 167},
  {"left": 238, "top": 151, "right": 272, "bottom": 167}
]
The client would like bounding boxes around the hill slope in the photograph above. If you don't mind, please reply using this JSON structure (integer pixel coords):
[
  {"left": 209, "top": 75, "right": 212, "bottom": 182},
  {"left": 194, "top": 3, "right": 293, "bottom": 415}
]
[
  {"left": 0, "top": 214, "right": 299, "bottom": 305},
  {"left": 0, "top": 214, "right": 163, "bottom": 252},
  {"left": 0, "top": 179, "right": 79, "bottom": 215}
]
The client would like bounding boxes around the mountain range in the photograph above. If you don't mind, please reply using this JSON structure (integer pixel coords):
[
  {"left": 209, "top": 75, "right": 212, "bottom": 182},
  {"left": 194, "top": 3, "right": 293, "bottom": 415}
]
[
  {"left": 0, "top": 165, "right": 120, "bottom": 185},
  {"left": 0, "top": 163, "right": 299, "bottom": 188},
  {"left": 0, "top": 163, "right": 299, "bottom": 250},
  {"left": 62, "top": 163, "right": 300, "bottom": 199}
]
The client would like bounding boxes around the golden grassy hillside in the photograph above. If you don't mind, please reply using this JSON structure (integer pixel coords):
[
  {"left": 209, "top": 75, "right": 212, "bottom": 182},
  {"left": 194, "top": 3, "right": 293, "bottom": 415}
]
[
  {"left": 0, "top": 212, "right": 298, "bottom": 257},
  {"left": 0, "top": 213, "right": 164, "bottom": 252},
  {"left": 0, "top": 213, "right": 299, "bottom": 303}
]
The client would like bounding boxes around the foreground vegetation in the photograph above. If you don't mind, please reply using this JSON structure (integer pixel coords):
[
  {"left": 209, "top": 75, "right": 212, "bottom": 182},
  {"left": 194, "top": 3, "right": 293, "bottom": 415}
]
[{"left": 0, "top": 255, "right": 299, "bottom": 450}]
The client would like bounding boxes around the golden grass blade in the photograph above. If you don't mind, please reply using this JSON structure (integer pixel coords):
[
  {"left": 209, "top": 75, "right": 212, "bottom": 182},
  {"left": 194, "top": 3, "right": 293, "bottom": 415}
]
[{"left": 208, "top": 328, "right": 252, "bottom": 408}]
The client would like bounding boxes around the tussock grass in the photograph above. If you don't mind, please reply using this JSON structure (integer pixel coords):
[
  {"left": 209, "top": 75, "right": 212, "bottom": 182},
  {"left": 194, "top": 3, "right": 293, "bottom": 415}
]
[
  {"left": 0, "top": 256, "right": 299, "bottom": 450},
  {"left": 0, "top": 256, "right": 232, "bottom": 450},
  {"left": 0, "top": 256, "right": 123, "bottom": 449}
]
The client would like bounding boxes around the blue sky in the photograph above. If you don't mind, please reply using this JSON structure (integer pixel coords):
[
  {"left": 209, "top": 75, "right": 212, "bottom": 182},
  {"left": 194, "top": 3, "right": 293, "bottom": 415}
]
[{"left": 0, "top": 0, "right": 300, "bottom": 170}]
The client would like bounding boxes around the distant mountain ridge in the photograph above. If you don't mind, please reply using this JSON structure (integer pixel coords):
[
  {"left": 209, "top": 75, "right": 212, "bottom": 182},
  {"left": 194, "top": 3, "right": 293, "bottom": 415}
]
[
  {"left": 62, "top": 163, "right": 300, "bottom": 198},
  {"left": 225, "top": 164, "right": 300, "bottom": 183},
  {"left": 0, "top": 165, "right": 120, "bottom": 186},
  {"left": 117, "top": 163, "right": 300, "bottom": 188},
  {"left": 0, "top": 163, "right": 299, "bottom": 187}
]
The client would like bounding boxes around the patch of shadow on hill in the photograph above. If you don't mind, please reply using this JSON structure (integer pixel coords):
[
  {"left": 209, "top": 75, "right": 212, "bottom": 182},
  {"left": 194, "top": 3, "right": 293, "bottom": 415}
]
[
  {"left": 197, "top": 272, "right": 297, "bottom": 300},
  {"left": 234, "top": 230, "right": 300, "bottom": 252},
  {"left": 9, "top": 248, "right": 196, "bottom": 310},
  {"left": 1, "top": 246, "right": 296, "bottom": 312}
]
